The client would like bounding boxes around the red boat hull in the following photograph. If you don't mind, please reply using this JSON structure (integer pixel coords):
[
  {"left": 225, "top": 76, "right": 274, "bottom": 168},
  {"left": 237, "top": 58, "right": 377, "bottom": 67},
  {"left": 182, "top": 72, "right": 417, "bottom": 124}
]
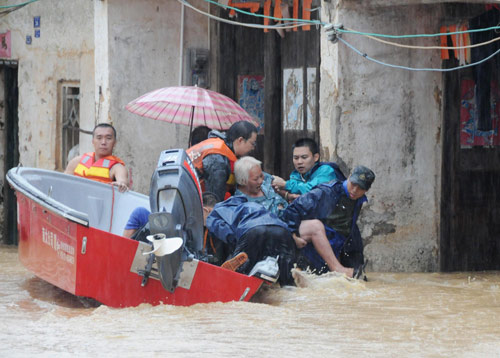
[{"left": 16, "top": 193, "right": 264, "bottom": 307}]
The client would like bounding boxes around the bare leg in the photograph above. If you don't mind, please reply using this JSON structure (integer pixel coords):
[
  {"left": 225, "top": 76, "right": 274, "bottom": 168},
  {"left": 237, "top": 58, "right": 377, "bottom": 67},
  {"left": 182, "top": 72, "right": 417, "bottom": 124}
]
[{"left": 299, "top": 220, "right": 354, "bottom": 277}]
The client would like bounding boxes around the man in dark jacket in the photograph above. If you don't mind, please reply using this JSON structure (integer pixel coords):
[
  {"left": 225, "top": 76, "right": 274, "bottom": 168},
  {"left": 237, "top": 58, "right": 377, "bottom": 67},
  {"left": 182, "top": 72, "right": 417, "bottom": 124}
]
[
  {"left": 206, "top": 195, "right": 296, "bottom": 286},
  {"left": 281, "top": 165, "right": 375, "bottom": 278}
]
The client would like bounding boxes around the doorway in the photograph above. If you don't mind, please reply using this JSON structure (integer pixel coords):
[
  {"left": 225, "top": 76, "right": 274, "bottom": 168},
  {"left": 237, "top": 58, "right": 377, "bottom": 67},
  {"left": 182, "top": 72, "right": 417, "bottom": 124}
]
[
  {"left": 216, "top": 5, "right": 321, "bottom": 177},
  {"left": 441, "top": 33, "right": 500, "bottom": 271},
  {"left": 1, "top": 64, "right": 19, "bottom": 245}
]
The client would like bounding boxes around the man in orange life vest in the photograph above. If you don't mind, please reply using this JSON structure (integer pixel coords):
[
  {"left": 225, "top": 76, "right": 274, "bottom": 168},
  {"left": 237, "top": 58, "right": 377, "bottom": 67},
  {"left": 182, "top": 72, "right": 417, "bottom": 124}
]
[
  {"left": 65, "top": 123, "right": 129, "bottom": 193},
  {"left": 187, "top": 121, "right": 258, "bottom": 202}
]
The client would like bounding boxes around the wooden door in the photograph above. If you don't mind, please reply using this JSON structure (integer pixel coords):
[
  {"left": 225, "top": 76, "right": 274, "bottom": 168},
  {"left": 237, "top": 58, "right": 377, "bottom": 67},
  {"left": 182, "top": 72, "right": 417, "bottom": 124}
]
[
  {"left": 279, "top": 23, "right": 321, "bottom": 177},
  {"left": 216, "top": 5, "right": 320, "bottom": 178},
  {"left": 217, "top": 12, "right": 266, "bottom": 163},
  {"left": 2, "top": 65, "right": 19, "bottom": 245},
  {"left": 441, "top": 65, "right": 500, "bottom": 271}
]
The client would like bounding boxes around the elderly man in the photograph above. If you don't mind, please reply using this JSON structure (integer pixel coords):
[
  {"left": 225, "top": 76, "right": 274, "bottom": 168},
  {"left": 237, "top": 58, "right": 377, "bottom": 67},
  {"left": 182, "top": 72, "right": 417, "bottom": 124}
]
[
  {"left": 234, "top": 156, "right": 288, "bottom": 217},
  {"left": 187, "top": 121, "right": 258, "bottom": 202},
  {"left": 281, "top": 165, "right": 375, "bottom": 279},
  {"left": 65, "top": 123, "right": 129, "bottom": 192},
  {"left": 206, "top": 195, "right": 296, "bottom": 286}
]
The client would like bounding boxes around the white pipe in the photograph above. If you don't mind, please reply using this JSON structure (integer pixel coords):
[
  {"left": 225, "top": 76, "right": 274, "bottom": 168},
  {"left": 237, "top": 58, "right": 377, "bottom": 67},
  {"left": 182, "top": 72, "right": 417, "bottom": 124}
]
[{"left": 179, "top": 2, "right": 185, "bottom": 86}]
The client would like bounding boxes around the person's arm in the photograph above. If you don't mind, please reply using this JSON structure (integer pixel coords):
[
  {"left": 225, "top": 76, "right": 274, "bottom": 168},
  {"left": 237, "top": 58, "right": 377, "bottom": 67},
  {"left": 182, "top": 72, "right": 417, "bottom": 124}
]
[
  {"left": 206, "top": 209, "right": 237, "bottom": 245},
  {"left": 122, "top": 207, "right": 150, "bottom": 238},
  {"left": 123, "top": 228, "right": 136, "bottom": 239},
  {"left": 281, "top": 184, "right": 337, "bottom": 232},
  {"left": 110, "top": 163, "right": 129, "bottom": 192},
  {"left": 271, "top": 175, "right": 287, "bottom": 190},
  {"left": 202, "top": 154, "right": 230, "bottom": 202},
  {"left": 64, "top": 155, "right": 82, "bottom": 175},
  {"left": 285, "top": 165, "right": 336, "bottom": 194}
]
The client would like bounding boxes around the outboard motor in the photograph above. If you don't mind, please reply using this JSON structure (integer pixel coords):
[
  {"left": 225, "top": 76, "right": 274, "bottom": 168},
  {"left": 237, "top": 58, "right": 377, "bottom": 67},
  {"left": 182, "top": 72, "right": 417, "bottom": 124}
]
[{"left": 146, "top": 149, "right": 204, "bottom": 292}]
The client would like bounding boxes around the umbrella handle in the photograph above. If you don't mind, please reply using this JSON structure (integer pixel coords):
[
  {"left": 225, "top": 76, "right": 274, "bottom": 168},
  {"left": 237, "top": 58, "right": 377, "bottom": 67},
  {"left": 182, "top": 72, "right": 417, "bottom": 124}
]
[{"left": 188, "top": 106, "right": 195, "bottom": 146}]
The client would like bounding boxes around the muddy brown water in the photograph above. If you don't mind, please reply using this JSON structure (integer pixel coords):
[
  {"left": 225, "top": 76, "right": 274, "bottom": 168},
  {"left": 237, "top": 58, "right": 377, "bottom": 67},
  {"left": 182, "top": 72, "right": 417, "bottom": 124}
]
[{"left": 1, "top": 244, "right": 499, "bottom": 357}]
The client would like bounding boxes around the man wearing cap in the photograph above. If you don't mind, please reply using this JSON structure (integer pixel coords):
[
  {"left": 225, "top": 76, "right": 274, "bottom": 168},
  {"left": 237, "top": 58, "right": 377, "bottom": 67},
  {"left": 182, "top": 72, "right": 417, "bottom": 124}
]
[{"left": 281, "top": 165, "right": 375, "bottom": 279}]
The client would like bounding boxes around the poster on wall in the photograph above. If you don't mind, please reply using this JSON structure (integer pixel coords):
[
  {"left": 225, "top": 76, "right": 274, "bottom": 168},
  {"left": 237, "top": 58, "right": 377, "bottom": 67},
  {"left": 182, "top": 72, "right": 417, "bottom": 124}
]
[
  {"left": 306, "top": 67, "right": 317, "bottom": 131},
  {"left": 238, "top": 75, "right": 265, "bottom": 133},
  {"left": 283, "top": 68, "right": 303, "bottom": 130},
  {"left": 0, "top": 31, "right": 11, "bottom": 58},
  {"left": 460, "top": 78, "right": 500, "bottom": 147}
]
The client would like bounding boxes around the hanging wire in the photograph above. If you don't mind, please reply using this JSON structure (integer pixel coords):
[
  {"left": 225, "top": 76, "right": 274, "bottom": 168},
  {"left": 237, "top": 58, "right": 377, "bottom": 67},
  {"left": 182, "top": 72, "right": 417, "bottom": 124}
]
[
  {"left": 0, "top": 0, "right": 38, "bottom": 9},
  {"left": 203, "top": 0, "right": 322, "bottom": 25},
  {"left": 337, "top": 37, "right": 500, "bottom": 72},
  {"left": 185, "top": 0, "right": 500, "bottom": 71},
  {"left": 337, "top": 25, "right": 500, "bottom": 39},
  {"left": 345, "top": 26, "right": 500, "bottom": 50},
  {"left": 203, "top": 0, "right": 500, "bottom": 48},
  {"left": 0, "top": 0, "right": 38, "bottom": 18},
  {"left": 178, "top": 0, "right": 312, "bottom": 30}
]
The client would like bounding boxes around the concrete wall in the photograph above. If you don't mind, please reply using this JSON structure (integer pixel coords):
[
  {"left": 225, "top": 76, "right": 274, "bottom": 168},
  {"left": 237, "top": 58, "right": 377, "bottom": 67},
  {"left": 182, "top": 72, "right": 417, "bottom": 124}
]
[
  {"left": 0, "top": 0, "right": 94, "bottom": 170},
  {"left": 106, "top": 0, "right": 210, "bottom": 194},
  {"left": 320, "top": 2, "right": 444, "bottom": 271},
  {"left": 1, "top": 0, "right": 209, "bottom": 195}
]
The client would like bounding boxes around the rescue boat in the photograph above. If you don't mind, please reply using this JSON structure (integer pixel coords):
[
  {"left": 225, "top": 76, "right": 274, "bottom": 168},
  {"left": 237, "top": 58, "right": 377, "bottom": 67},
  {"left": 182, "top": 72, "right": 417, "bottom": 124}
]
[{"left": 6, "top": 149, "right": 279, "bottom": 308}]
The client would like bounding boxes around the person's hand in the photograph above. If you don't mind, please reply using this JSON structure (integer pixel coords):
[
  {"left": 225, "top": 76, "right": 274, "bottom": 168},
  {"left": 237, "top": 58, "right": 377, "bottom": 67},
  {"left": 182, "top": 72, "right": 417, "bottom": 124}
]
[
  {"left": 271, "top": 176, "right": 286, "bottom": 190},
  {"left": 111, "top": 181, "right": 129, "bottom": 193},
  {"left": 287, "top": 193, "right": 299, "bottom": 202},
  {"left": 292, "top": 233, "right": 307, "bottom": 249}
]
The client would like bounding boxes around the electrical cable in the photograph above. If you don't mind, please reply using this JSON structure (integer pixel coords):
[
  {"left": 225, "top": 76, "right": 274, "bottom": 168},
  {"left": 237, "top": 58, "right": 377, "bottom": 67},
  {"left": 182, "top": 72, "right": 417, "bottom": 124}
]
[
  {"left": 338, "top": 36, "right": 500, "bottom": 72},
  {"left": 348, "top": 27, "right": 500, "bottom": 50},
  {"left": 179, "top": 0, "right": 312, "bottom": 30},
  {"left": 184, "top": 0, "right": 500, "bottom": 71},
  {"left": 337, "top": 25, "right": 500, "bottom": 39},
  {"left": 203, "top": 0, "right": 322, "bottom": 25},
  {"left": 204, "top": 0, "right": 500, "bottom": 47},
  {"left": 0, "top": 0, "right": 38, "bottom": 9}
]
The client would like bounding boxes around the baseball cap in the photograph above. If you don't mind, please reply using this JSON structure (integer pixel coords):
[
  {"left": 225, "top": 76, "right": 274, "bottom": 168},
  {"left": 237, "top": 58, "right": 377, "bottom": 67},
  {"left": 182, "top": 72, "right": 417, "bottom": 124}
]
[{"left": 350, "top": 165, "right": 375, "bottom": 190}]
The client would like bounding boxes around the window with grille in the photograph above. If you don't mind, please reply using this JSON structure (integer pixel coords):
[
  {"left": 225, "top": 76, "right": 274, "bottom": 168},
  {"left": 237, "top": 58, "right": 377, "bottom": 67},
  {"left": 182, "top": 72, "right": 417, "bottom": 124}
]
[{"left": 60, "top": 84, "right": 80, "bottom": 169}]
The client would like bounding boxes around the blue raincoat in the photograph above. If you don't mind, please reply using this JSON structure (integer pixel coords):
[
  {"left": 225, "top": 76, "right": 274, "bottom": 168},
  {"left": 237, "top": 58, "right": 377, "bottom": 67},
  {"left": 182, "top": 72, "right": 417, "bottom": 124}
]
[
  {"left": 206, "top": 195, "right": 287, "bottom": 246},
  {"left": 281, "top": 180, "right": 367, "bottom": 270}
]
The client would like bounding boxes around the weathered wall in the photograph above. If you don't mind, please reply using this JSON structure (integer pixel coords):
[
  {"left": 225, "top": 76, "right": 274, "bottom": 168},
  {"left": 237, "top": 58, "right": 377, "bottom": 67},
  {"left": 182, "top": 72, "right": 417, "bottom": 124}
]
[
  {"left": 2, "top": 0, "right": 209, "bottom": 195},
  {"left": 1, "top": 0, "right": 94, "bottom": 170},
  {"left": 320, "top": 2, "right": 444, "bottom": 271},
  {"left": 106, "top": 0, "right": 210, "bottom": 194}
]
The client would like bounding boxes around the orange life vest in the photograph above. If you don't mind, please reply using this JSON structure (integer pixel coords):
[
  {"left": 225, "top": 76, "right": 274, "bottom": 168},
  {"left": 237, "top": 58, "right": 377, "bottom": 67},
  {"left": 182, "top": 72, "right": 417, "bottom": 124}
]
[
  {"left": 186, "top": 137, "right": 237, "bottom": 192},
  {"left": 74, "top": 152, "right": 125, "bottom": 184}
]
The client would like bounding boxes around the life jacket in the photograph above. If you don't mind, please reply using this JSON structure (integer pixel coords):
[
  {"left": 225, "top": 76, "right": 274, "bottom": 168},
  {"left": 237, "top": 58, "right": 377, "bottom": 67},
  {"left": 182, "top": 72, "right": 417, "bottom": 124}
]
[
  {"left": 186, "top": 137, "right": 237, "bottom": 192},
  {"left": 74, "top": 152, "right": 125, "bottom": 183}
]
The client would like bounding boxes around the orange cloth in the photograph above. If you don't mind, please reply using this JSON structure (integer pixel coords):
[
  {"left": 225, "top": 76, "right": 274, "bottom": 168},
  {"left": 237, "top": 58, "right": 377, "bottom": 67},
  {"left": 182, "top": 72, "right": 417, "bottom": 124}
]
[
  {"left": 228, "top": 0, "right": 260, "bottom": 17},
  {"left": 302, "top": 0, "right": 312, "bottom": 31},
  {"left": 440, "top": 26, "right": 450, "bottom": 60},
  {"left": 440, "top": 24, "right": 470, "bottom": 64},
  {"left": 263, "top": 0, "right": 271, "bottom": 33},
  {"left": 293, "top": 0, "right": 299, "bottom": 32}
]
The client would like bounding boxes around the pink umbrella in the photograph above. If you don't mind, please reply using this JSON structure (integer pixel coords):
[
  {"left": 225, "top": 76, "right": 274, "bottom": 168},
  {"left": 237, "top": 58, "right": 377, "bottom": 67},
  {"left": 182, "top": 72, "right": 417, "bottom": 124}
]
[{"left": 125, "top": 86, "right": 257, "bottom": 143}]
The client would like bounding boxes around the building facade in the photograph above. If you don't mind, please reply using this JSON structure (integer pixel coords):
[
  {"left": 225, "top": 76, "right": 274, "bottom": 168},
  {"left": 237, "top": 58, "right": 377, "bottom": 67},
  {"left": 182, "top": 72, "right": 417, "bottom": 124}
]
[{"left": 1, "top": 0, "right": 499, "bottom": 272}]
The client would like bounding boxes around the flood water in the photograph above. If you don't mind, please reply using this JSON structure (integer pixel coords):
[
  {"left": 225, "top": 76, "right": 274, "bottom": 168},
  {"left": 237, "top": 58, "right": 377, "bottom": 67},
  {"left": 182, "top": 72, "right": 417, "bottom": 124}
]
[{"left": 1, "top": 244, "right": 499, "bottom": 357}]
